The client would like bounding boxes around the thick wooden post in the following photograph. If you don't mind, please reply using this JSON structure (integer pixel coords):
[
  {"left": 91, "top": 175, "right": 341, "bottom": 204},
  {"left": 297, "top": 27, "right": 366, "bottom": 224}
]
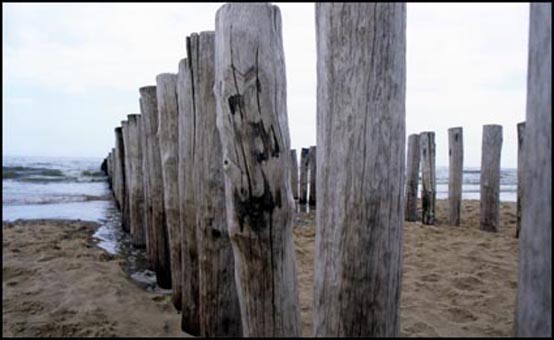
[
  {"left": 420, "top": 131, "right": 436, "bottom": 225},
  {"left": 139, "top": 99, "right": 155, "bottom": 267},
  {"left": 156, "top": 73, "right": 182, "bottom": 311},
  {"left": 214, "top": 3, "right": 301, "bottom": 336},
  {"left": 479, "top": 124, "right": 502, "bottom": 232},
  {"left": 314, "top": 3, "right": 406, "bottom": 337},
  {"left": 176, "top": 56, "right": 199, "bottom": 334},
  {"left": 290, "top": 150, "right": 299, "bottom": 200},
  {"left": 404, "top": 134, "right": 420, "bottom": 221},
  {"left": 125, "top": 114, "right": 146, "bottom": 247},
  {"left": 515, "top": 3, "right": 551, "bottom": 336},
  {"left": 299, "top": 147, "right": 310, "bottom": 204},
  {"left": 184, "top": 31, "right": 243, "bottom": 337},
  {"left": 308, "top": 145, "right": 317, "bottom": 206},
  {"left": 448, "top": 127, "right": 463, "bottom": 226},
  {"left": 140, "top": 85, "right": 172, "bottom": 289},
  {"left": 516, "top": 122, "right": 525, "bottom": 238},
  {"left": 121, "top": 120, "right": 131, "bottom": 233}
]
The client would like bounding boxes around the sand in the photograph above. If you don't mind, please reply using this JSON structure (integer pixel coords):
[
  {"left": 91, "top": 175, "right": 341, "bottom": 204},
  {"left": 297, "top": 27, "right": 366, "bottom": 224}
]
[{"left": 3, "top": 199, "right": 519, "bottom": 337}]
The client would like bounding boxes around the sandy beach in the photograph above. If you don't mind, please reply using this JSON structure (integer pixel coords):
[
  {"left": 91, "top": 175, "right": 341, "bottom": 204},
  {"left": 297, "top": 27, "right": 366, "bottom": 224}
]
[{"left": 3, "top": 199, "right": 519, "bottom": 337}]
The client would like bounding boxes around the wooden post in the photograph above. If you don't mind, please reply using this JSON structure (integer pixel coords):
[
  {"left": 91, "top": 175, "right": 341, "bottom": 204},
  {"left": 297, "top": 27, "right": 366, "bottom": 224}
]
[
  {"left": 176, "top": 56, "right": 199, "bottom": 334},
  {"left": 516, "top": 122, "right": 525, "bottom": 238},
  {"left": 420, "top": 131, "right": 436, "bottom": 225},
  {"left": 184, "top": 31, "right": 243, "bottom": 337},
  {"left": 214, "top": 3, "right": 301, "bottom": 336},
  {"left": 299, "top": 147, "right": 310, "bottom": 205},
  {"left": 308, "top": 145, "right": 317, "bottom": 206},
  {"left": 140, "top": 85, "right": 172, "bottom": 289},
  {"left": 404, "top": 134, "right": 420, "bottom": 221},
  {"left": 125, "top": 114, "right": 146, "bottom": 247},
  {"left": 479, "top": 124, "right": 502, "bottom": 232},
  {"left": 314, "top": 3, "right": 406, "bottom": 337},
  {"left": 290, "top": 150, "right": 299, "bottom": 200},
  {"left": 515, "top": 3, "right": 551, "bottom": 336},
  {"left": 114, "top": 127, "right": 125, "bottom": 213},
  {"left": 139, "top": 99, "right": 155, "bottom": 267},
  {"left": 121, "top": 120, "right": 131, "bottom": 233},
  {"left": 448, "top": 127, "right": 463, "bottom": 226},
  {"left": 156, "top": 73, "right": 182, "bottom": 311}
]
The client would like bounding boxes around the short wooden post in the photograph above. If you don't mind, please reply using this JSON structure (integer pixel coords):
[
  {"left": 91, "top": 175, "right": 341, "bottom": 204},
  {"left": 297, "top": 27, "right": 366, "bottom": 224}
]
[
  {"left": 299, "top": 147, "right": 310, "bottom": 204},
  {"left": 314, "top": 3, "right": 406, "bottom": 337},
  {"left": 121, "top": 120, "right": 131, "bottom": 233},
  {"left": 420, "top": 131, "right": 436, "bottom": 225},
  {"left": 479, "top": 124, "right": 502, "bottom": 232},
  {"left": 156, "top": 73, "right": 182, "bottom": 311},
  {"left": 448, "top": 127, "right": 463, "bottom": 226},
  {"left": 139, "top": 99, "right": 155, "bottom": 267},
  {"left": 515, "top": 122, "right": 525, "bottom": 238},
  {"left": 290, "top": 150, "right": 299, "bottom": 200},
  {"left": 214, "top": 3, "right": 301, "bottom": 336},
  {"left": 126, "top": 114, "right": 146, "bottom": 247},
  {"left": 140, "top": 85, "right": 172, "bottom": 289},
  {"left": 176, "top": 56, "right": 199, "bottom": 334},
  {"left": 404, "top": 134, "right": 420, "bottom": 221},
  {"left": 514, "top": 3, "right": 551, "bottom": 336},
  {"left": 184, "top": 31, "right": 243, "bottom": 337},
  {"left": 308, "top": 145, "right": 317, "bottom": 206}
]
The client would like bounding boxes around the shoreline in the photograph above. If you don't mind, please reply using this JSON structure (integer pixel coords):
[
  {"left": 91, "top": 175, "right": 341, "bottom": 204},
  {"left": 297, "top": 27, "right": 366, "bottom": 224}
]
[{"left": 3, "top": 199, "right": 519, "bottom": 337}]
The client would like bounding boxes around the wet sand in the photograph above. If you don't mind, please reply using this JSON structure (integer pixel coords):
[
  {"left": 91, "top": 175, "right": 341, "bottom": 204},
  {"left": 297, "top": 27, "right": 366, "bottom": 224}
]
[{"left": 3, "top": 199, "right": 518, "bottom": 337}]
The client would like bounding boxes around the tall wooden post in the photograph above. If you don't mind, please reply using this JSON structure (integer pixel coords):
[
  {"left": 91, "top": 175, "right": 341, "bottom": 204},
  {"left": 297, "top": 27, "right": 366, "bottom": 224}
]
[
  {"left": 176, "top": 56, "right": 199, "bottom": 335},
  {"left": 114, "top": 128, "right": 124, "bottom": 209},
  {"left": 156, "top": 73, "right": 182, "bottom": 311},
  {"left": 479, "top": 124, "right": 502, "bottom": 232},
  {"left": 140, "top": 85, "right": 172, "bottom": 289},
  {"left": 290, "top": 150, "right": 299, "bottom": 200},
  {"left": 448, "top": 127, "right": 463, "bottom": 226},
  {"left": 308, "top": 145, "right": 317, "bottom": 206},
  {"left": 420, "top": 131, "right": 436, "bottom": 225},
  {"left": 314, "top": 3, "right": 406, "bottom": 337},
  {"left": 139, "top": 99, "right": 155, "bottom": 267},
  {"left": 299, "top": 147, "right": 310, "bottom": 205},
  {"left": 516, "top": 122, "right": 525, "bottom": 238},
  {"left": 121, "top": 120, "right": 131, "bottom": 233},
  {"left": 214, "top": 3, "right": 301, "bottom": 336},
  {"left": 126, "top": 114, "right": 146, "bottom": 247},
  {"left": 515, "top": 3, "right": 551, "bottom": 336},
  {"left": 404, "top": 134, "right": 420, "bottom": 221},
  {"left": 184, "top": 31, "right": 243, "bottom": 337}
]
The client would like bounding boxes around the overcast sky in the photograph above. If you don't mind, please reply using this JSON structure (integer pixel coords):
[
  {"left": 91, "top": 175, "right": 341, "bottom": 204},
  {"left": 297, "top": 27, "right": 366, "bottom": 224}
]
[{"left": 3, "top": 3, "right": 529, "bottom": 167}]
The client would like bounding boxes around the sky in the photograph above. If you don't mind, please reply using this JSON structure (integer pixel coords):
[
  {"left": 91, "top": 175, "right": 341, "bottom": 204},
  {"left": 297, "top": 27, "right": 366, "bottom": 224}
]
[{"left": 3, "top": 3, "right": 529, "bottom": 168}]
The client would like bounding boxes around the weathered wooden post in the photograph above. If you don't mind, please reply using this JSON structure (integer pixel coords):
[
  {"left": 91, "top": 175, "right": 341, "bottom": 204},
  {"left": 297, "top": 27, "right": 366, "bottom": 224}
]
[
  {"left": 214, "top": 3, "right": 301, "bottom": 336},
  {"left": 139, "top": 99, "right": 155, "bottom": 267},
  {"left": 479, "top": 124, "right": 502, "bottom": 232},
  {"left": 516, "top": 122, "right": 525, "bottom": 238},
  {"left": 121, "top": 120, "right": 131, "bottom": 233},
  {"left": 140, "top": 85, "right": 172, "bottom": 289},
  {"left": 448, "top": 127, "right": 463, "bottom": 226},
  {"left": 156, "top": 73, "right": 182, "bottom": 310},
  {"left": 125, "top": 114, "right": 146, "bottom": 247},
  {"left": 114, "top": 127, "right": 126, "bottom": 214},
  {"left": 290, "top": 149, "right": 299, "bottom": 200},
  {"left": 308, "top": 145, "right": 317, "bottom": 206},
  {"left": 177, "top": 54, "right": 199, "bottom": 334},
  {"left": 299, "top": 147, "right": 310, "bottom": 205},
  {"left": 420, "top": 131, "right": 436, "bottom": 225},
  {"left": 404, "top": 134, "right": 420, "bottom": 221},
  {"left": 313, "top": 3, "right": 406, "bottom": 337},
  {"left": 183, "top": 31, "right": 243, "bottom": 337},
  {"left": 514, "top": 3, "right": 551, "bottom": 337}
]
